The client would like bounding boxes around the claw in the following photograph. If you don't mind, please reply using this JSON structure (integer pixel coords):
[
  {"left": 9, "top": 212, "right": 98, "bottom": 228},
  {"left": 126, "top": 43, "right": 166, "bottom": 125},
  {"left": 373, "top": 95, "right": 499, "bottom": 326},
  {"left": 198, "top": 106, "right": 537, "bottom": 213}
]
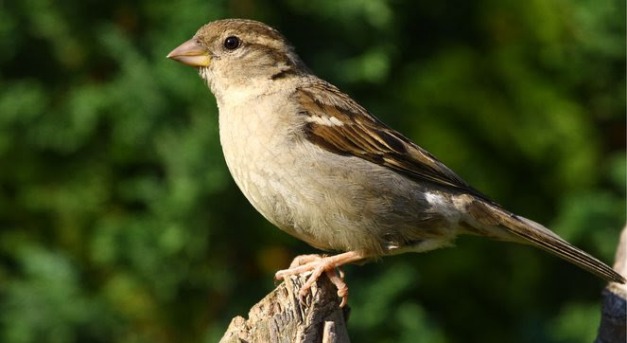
[{"left": 275, "top": 251, "right": 365, "bottom": 307}]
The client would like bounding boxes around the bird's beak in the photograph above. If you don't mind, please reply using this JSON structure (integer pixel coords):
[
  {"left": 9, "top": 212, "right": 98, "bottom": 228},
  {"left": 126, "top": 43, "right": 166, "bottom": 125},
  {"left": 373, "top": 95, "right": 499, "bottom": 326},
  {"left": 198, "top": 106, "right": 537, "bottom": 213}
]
[{"left": 167, "top": 38, "right": 211, "bottom": 67}]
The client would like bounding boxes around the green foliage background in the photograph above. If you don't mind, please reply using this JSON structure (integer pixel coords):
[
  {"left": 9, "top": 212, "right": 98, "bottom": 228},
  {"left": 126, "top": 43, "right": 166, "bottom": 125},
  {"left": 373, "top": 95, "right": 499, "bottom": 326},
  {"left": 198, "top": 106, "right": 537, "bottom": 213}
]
[{"left": 1, "top": 0, "right": 624, "bottom": 342}]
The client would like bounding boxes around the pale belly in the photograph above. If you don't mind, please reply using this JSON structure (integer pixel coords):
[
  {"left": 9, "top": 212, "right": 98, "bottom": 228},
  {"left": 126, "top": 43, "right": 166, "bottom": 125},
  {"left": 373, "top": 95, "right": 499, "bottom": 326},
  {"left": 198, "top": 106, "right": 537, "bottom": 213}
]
[
  {"left": 216, "top": 95, "right": 461, "bottom": 256},
  {"left": 221, "top": 126, "right": 460, "bottom": 255}
]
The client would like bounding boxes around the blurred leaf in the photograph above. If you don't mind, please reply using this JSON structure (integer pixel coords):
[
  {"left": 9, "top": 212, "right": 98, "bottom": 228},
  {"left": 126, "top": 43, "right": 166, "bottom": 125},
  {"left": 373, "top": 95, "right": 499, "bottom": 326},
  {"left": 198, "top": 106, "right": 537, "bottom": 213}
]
[
  {"left": 0, "top": 0, "right": 624, "bottom": 342},
  {"left": 551, "top": 302, "right": 601, "bottom": 343}
]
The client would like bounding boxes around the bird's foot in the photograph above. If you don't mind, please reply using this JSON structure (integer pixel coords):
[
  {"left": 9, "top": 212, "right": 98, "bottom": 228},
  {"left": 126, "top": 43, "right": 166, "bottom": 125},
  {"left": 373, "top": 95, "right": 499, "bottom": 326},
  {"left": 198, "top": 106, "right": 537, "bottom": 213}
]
[{"left": 275, "top": 251, "right": 365, "bottom": 307}]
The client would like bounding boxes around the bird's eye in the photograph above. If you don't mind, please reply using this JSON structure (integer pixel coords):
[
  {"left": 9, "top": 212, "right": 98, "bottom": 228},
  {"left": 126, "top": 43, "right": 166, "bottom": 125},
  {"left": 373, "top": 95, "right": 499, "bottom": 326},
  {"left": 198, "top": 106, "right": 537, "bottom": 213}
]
[{"left": 223, "top": 36, "right": 241, "bottom": 50}]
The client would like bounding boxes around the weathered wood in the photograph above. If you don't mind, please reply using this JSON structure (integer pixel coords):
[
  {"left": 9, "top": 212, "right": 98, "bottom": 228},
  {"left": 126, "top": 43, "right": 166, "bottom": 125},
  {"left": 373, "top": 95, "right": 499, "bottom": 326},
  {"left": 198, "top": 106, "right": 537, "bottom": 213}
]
[
  {"left": 595, "top": 225, "right": 627, "bottom": 343},
  {"left": 220, "top": 274, "right": 351, "bottom": 343}
]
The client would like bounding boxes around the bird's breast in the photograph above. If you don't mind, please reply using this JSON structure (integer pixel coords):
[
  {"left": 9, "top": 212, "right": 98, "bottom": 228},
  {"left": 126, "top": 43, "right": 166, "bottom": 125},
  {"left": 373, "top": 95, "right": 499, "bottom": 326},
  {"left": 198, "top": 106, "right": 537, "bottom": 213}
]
[
  {"left": 217, "top": 94, "right": 311, "bottom": 234},
  {"left": 215, "top": 93, "right": 462, "bottom": 255}
]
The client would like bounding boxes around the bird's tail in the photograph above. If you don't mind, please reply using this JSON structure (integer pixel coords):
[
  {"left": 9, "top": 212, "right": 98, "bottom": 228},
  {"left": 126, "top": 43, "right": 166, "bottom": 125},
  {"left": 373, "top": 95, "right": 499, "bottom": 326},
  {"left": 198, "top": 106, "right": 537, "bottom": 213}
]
[{"left": 466, "top": 198, "right": 625, "bottom": 284}]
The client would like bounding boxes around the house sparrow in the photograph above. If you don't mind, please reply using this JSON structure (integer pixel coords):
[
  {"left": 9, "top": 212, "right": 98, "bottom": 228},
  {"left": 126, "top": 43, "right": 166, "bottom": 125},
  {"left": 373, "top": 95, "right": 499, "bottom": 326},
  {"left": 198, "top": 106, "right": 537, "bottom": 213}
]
[{"left": 168, "top": 19, "right": 625, "bottom": 307}]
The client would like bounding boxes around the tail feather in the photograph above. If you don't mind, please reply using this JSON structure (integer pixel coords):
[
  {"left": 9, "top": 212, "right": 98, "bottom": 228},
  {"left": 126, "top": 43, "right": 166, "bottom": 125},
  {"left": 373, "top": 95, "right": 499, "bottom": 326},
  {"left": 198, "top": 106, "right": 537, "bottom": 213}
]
[{"left": 470, "top": 199, "right": 625, "bottom": 284}]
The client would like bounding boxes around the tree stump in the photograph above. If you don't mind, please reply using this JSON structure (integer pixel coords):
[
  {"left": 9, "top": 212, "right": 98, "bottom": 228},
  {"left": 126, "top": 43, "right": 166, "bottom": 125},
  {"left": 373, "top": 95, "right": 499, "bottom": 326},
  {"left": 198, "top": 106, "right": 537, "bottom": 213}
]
[
  {"left": 219, "top": 274, "right": 351, "bottom": 343},
  {"left": 595, "top": 225, "right": 627, "bottom": 343}
]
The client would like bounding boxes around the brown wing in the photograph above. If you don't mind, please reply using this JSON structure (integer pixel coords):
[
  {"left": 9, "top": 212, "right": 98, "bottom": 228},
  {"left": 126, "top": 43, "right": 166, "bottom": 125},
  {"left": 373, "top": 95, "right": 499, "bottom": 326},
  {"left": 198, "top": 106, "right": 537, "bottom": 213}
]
[
  {"left": 295, "top": 81, "right": 626, "bottom": 284},
  {"left": 296, "top": 81, "right": 490, "bottom": 201}
]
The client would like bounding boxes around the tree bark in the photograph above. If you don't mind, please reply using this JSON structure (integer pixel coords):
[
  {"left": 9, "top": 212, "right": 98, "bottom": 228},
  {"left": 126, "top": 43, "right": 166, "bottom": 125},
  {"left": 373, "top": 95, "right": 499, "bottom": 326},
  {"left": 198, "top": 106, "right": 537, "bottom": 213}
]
[
  {"left": 219, "top": 274, "right": 351, "bottom": 343},
  {"left": 595, "top": 225, "right": 627, "bottom": 343}
]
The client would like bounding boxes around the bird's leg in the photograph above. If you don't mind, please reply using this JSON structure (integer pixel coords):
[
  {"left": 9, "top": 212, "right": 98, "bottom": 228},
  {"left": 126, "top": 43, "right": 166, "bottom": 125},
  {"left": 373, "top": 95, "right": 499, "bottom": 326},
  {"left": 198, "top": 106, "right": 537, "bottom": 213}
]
[{"left": 275, "top": 251, "right": 366, "bottom": 307}]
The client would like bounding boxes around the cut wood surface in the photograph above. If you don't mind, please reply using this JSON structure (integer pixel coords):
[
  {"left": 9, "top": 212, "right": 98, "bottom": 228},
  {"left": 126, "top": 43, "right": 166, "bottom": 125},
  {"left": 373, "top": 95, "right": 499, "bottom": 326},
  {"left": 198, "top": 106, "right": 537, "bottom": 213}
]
[
  {"left": 595, "top": 224, "right": 627, "bottom": 343},
  {"left": 219, "top": 273, "right": 351, "bottom": 343}
]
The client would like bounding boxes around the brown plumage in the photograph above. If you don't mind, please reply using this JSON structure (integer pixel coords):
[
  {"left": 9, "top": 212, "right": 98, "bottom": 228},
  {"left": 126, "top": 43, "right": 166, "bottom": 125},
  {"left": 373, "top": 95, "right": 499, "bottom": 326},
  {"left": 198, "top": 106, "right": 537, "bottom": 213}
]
[{"left": 168, "top": 19, "right": 625, "bottom": 306}]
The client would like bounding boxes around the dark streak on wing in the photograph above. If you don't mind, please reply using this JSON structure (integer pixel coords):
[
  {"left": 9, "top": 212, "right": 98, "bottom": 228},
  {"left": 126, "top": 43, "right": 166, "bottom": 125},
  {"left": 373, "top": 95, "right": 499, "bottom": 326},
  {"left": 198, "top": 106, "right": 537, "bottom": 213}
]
[
  {"left": 271, "top": 68, "right": 298, "bottom": 80},
  {"left": 296, "top": 81, "right": 493, "bottom": 202}
]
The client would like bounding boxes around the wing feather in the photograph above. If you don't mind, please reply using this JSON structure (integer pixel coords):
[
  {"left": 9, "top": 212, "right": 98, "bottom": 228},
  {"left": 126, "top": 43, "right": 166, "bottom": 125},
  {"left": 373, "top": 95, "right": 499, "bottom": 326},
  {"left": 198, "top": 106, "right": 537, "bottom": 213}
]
[{"left": 296, "top": 81, "right": 490, "bottom": 200}]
